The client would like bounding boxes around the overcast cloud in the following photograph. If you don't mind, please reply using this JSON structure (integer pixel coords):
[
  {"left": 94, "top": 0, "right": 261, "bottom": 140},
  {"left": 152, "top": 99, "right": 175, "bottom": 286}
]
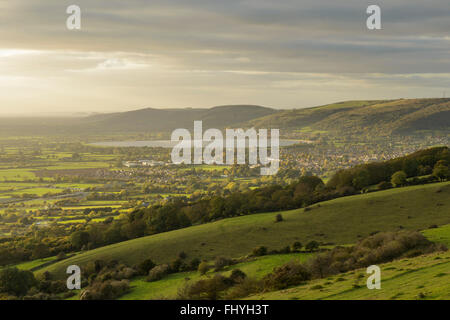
[{"left": 0, "top": 0, "right": 449, "bottom": 114}]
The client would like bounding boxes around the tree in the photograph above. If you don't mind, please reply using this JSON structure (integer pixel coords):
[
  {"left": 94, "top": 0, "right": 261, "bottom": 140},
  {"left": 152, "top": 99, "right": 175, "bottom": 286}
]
[
  {"left": 391, "top": 171, "right": 407, "bottom": 187},
  {"left": 70, "top": 231, "right": 90, "bottom": 250},
  {"left": 292, "top": 241, "right": 303, "bottom": 252},
  {"left": 0, "top": 268, "right": 36, "bottom": 297},
  {"left": 198, "top": 261, "right": 210, "bottom": 275},
  {"left": 137, "top": 258, "right": 156, "bottom": 275},
  {"left": 352, "top": 169, "right": 371, "bottom": 190},
  {"left": 433, "top": 164, "right": 449, "bottom": 181},
  {"left": 305, "top": 240, "right": 320, "bottom": 252},
  {"left": 31, "top": 244, "right": 50, "bottom": 260}
]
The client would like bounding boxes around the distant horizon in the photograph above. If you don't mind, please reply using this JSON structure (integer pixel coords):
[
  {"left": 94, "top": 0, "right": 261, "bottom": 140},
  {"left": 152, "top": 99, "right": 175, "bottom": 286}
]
[
  {"left": 1, "top": 1, "right": 449, "bottom": 114},
  {"left": 1, "top": 96, "right": 449, "bottom": 118}
]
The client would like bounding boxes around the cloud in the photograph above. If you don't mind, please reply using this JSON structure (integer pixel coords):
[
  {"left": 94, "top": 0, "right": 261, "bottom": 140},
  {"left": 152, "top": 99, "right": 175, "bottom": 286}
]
[{"left": 0, "top": 1, "right": 449, "bottom": 113}]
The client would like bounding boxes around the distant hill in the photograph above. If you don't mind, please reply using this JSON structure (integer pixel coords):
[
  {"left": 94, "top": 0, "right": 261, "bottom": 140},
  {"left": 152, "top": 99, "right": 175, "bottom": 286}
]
[
  {"left": 245, "top": 98, "right": 450, "bottom": 135},
  {"left": 0, "top": 98, "right": 448, "bottom": 136},
  {"left": 0, "top": 105, "right": 276, "bottom": 135},
  {"left": 80, "top": 105, "right": 277, "bottom": 133}
]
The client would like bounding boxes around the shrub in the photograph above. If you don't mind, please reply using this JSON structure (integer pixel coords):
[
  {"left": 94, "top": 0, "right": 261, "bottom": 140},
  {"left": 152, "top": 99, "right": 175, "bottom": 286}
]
[
  {"left": 391, "top": 171, "right": 407, "bottom": 187},
  {"left": 147, "top": 264, "right": 170, "bottom": 282},
  {"left": 229, "top": 269, "right": 247, "bottom": 283},
  {"left": 305, "top": 241, "right": 320, "bottom": 252},
  {"left": 178, "top": 251, "right": 187, "bottom": 260},
  {"left": 170, "top": 258, "right": 185, "bottom": 273},
  {"left": 177, "top": 274, "right": 231, "bottom": 300},
  {"left": 225, "top": 278, "right": 263, "bottom": 299},
  {"left": 263, "top": 261, "right": 311, "bottom": 290},
  {"left": 0, "top": 267, "right": 37, "bottom": 297},
  {"left": 214, "top": 257, "right": 233, "bottom": 272},
  {"left": 292, "top": 241, "right": 303, "bottom": 251},
  {"left": 198, "top": 261, "right": 210, "bottom": 275},
  {"left": 80, "top": 280, "right": 129, "bottom": 300},
  {"left": 189, "top": 258, "right": 201, "bottom": 271},
  {"left": 251, "top": 246, "right": 268, "bottom": 257},
  {"left": 377, "top": 181, "right": 392, "bottom": 190},
  {"left": 280, "top": 246, "right": 291, "bottom": 254},
  {"left": 136, "top": 258, "right": 156, "bottom": 276}
]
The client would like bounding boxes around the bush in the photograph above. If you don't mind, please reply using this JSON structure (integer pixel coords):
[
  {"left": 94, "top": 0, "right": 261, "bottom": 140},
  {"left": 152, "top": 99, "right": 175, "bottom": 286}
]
[
  {"left": 263, "top": 261, "right": 311, "bottom": 290},
  {"left": 391, "top": 171, "right": 407, "bottom": 187},
  {"left": 189, "top": 258, "right": 201, "bottom": 270},
  {"left": 178, "top": 251, "right": 187, "bottom": 260},
  {"left": 198, "top": 261, "right": 210, "bottom": 275},
  {"left": 275, "top": 214, "right": 283, "bottom": 222},
  {"left": 136, "top": 258, "right": 156, "bottom": 276},
  {"left": 177, "top": 275, "right": 231, "bottom": 300},
  {"left": 0, "top": 267, "right": 37, "bottom": 297},
  {"left": 146, "top": 264, "right": 170, "bottom": 282},
  {"left": 377, "top": 181, "right": 392, "bottom": 190},
  {"left": 292, "top": 241, "right": 303, "bottom": 251},
  {"left": 214, "top": 257, "right": 233, "bottom": 271},
  {"left": 229, "top": 269, "right": 247, "bottom": 283},
  {"left": 280, "top": 246, "right": 291, "bottom": 254},
  {"left": 225, "top": 278, "right": 263, "bottom": 299},
  {"left": 305, "top": 241, "right": 320, "bottom": 252},
  {"left": 251, "top": 246, "right": 268, "bottom": 257},
  {"left": 80, "top": 279, "right": 129, "bottom": 300}
]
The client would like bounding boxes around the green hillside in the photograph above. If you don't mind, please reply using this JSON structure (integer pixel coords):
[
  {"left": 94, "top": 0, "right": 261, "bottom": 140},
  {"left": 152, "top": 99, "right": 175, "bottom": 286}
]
[
  {"left": 119, "top": 252, "right": 313, "bottom": 300},
  {"left": 38, "top": 181, "right": 450, "bottom": 279},
  {"left": 247, "top": 250, "right": 450, "bottom": 300},
  {"left": 2, "top": 98, "right": 449, "bottom": 136},
  {"left": 246, "top": 98, "right": 450, "bottom": 135}
]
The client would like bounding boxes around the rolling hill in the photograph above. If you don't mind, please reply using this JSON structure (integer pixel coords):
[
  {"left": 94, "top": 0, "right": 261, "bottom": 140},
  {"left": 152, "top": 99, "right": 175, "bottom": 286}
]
[
  {"left": 80, "top": 105, "right": 277, "bottom": 133},
  {"left": 247, "top": 249, "right": 450, "bottom": 300},
  {"left": 1, "top": 98, "right": 448, "bottom": 136},
  {"left": 0, "top": 105, "right": 277, "bottom": 136},
  {"left": 37, "top": 181, "right": 450, "bottom": 279},
  {"left": 245, "top": 98, "right": 450, "bottom": 135}
]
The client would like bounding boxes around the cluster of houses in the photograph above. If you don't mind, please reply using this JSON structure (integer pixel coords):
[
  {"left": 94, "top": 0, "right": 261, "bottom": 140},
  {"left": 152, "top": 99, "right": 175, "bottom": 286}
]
[{"left": 123, "top": 160, "right": 167, "bottom": 168}]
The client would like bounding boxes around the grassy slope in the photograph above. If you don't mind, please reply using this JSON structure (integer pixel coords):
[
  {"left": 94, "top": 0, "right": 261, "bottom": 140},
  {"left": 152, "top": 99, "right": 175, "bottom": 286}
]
[
  {"left": 248, "top": 250, "right": 450, "bottom": 300},
  {"left": 121, "top": 253, "right": 313, "bottom": 300},
  {"left": 38, "top": 182, "right": 450, "bottom": 279},
  {"left": 423, "top": 224, "right": 450, "bottom": 247},
  {"left": 246, "top": 98, "right": 450, "bottom": 134},
  {"left": 122, "top": 224, "right": 450, "bottom": 300}
]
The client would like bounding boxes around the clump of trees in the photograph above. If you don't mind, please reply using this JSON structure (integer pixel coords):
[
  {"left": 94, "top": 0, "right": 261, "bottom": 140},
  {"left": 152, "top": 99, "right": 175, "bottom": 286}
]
[
  {"left": 328, "top": 147, "right": 449, "bottom": 191},
  {"left": 177, "top": 269, "right": 247, "bottom": 300}
]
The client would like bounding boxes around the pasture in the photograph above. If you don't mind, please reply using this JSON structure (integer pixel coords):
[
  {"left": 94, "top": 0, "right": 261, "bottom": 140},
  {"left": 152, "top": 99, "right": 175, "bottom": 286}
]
[{"left": 38, "top": 182, "right": 450, "bottom": 279}]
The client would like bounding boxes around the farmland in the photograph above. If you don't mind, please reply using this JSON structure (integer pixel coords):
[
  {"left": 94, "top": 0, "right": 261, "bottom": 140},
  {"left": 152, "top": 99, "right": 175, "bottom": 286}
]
[{"left": 38, "top": 181, "right": 450, "bottom": 279}]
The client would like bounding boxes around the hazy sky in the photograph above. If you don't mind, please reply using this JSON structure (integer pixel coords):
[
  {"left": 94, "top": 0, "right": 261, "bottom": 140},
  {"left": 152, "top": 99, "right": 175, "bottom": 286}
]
[{"left": 1, "top": 0, "right": 450, "bottom": 115}]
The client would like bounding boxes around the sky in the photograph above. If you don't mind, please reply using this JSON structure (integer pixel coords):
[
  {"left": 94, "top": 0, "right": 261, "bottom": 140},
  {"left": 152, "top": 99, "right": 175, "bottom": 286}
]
[{"left": 0, "top": 0, "right": 450, "bottom": 115}]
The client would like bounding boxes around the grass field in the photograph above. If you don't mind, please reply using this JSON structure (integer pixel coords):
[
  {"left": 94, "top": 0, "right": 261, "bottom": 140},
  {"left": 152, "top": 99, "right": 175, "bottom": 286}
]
[
  {"left": 247, "top": 250, "right": 450, "bottom": 300},
  {"left": 10, "top": 256, "right": 57, "bottom": 271},
  {"left": 423, "top": 224, "right": 450, "bottom": 247},
  {"left": 38, "top": 182, "right": 450, "bottom": 279}
]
